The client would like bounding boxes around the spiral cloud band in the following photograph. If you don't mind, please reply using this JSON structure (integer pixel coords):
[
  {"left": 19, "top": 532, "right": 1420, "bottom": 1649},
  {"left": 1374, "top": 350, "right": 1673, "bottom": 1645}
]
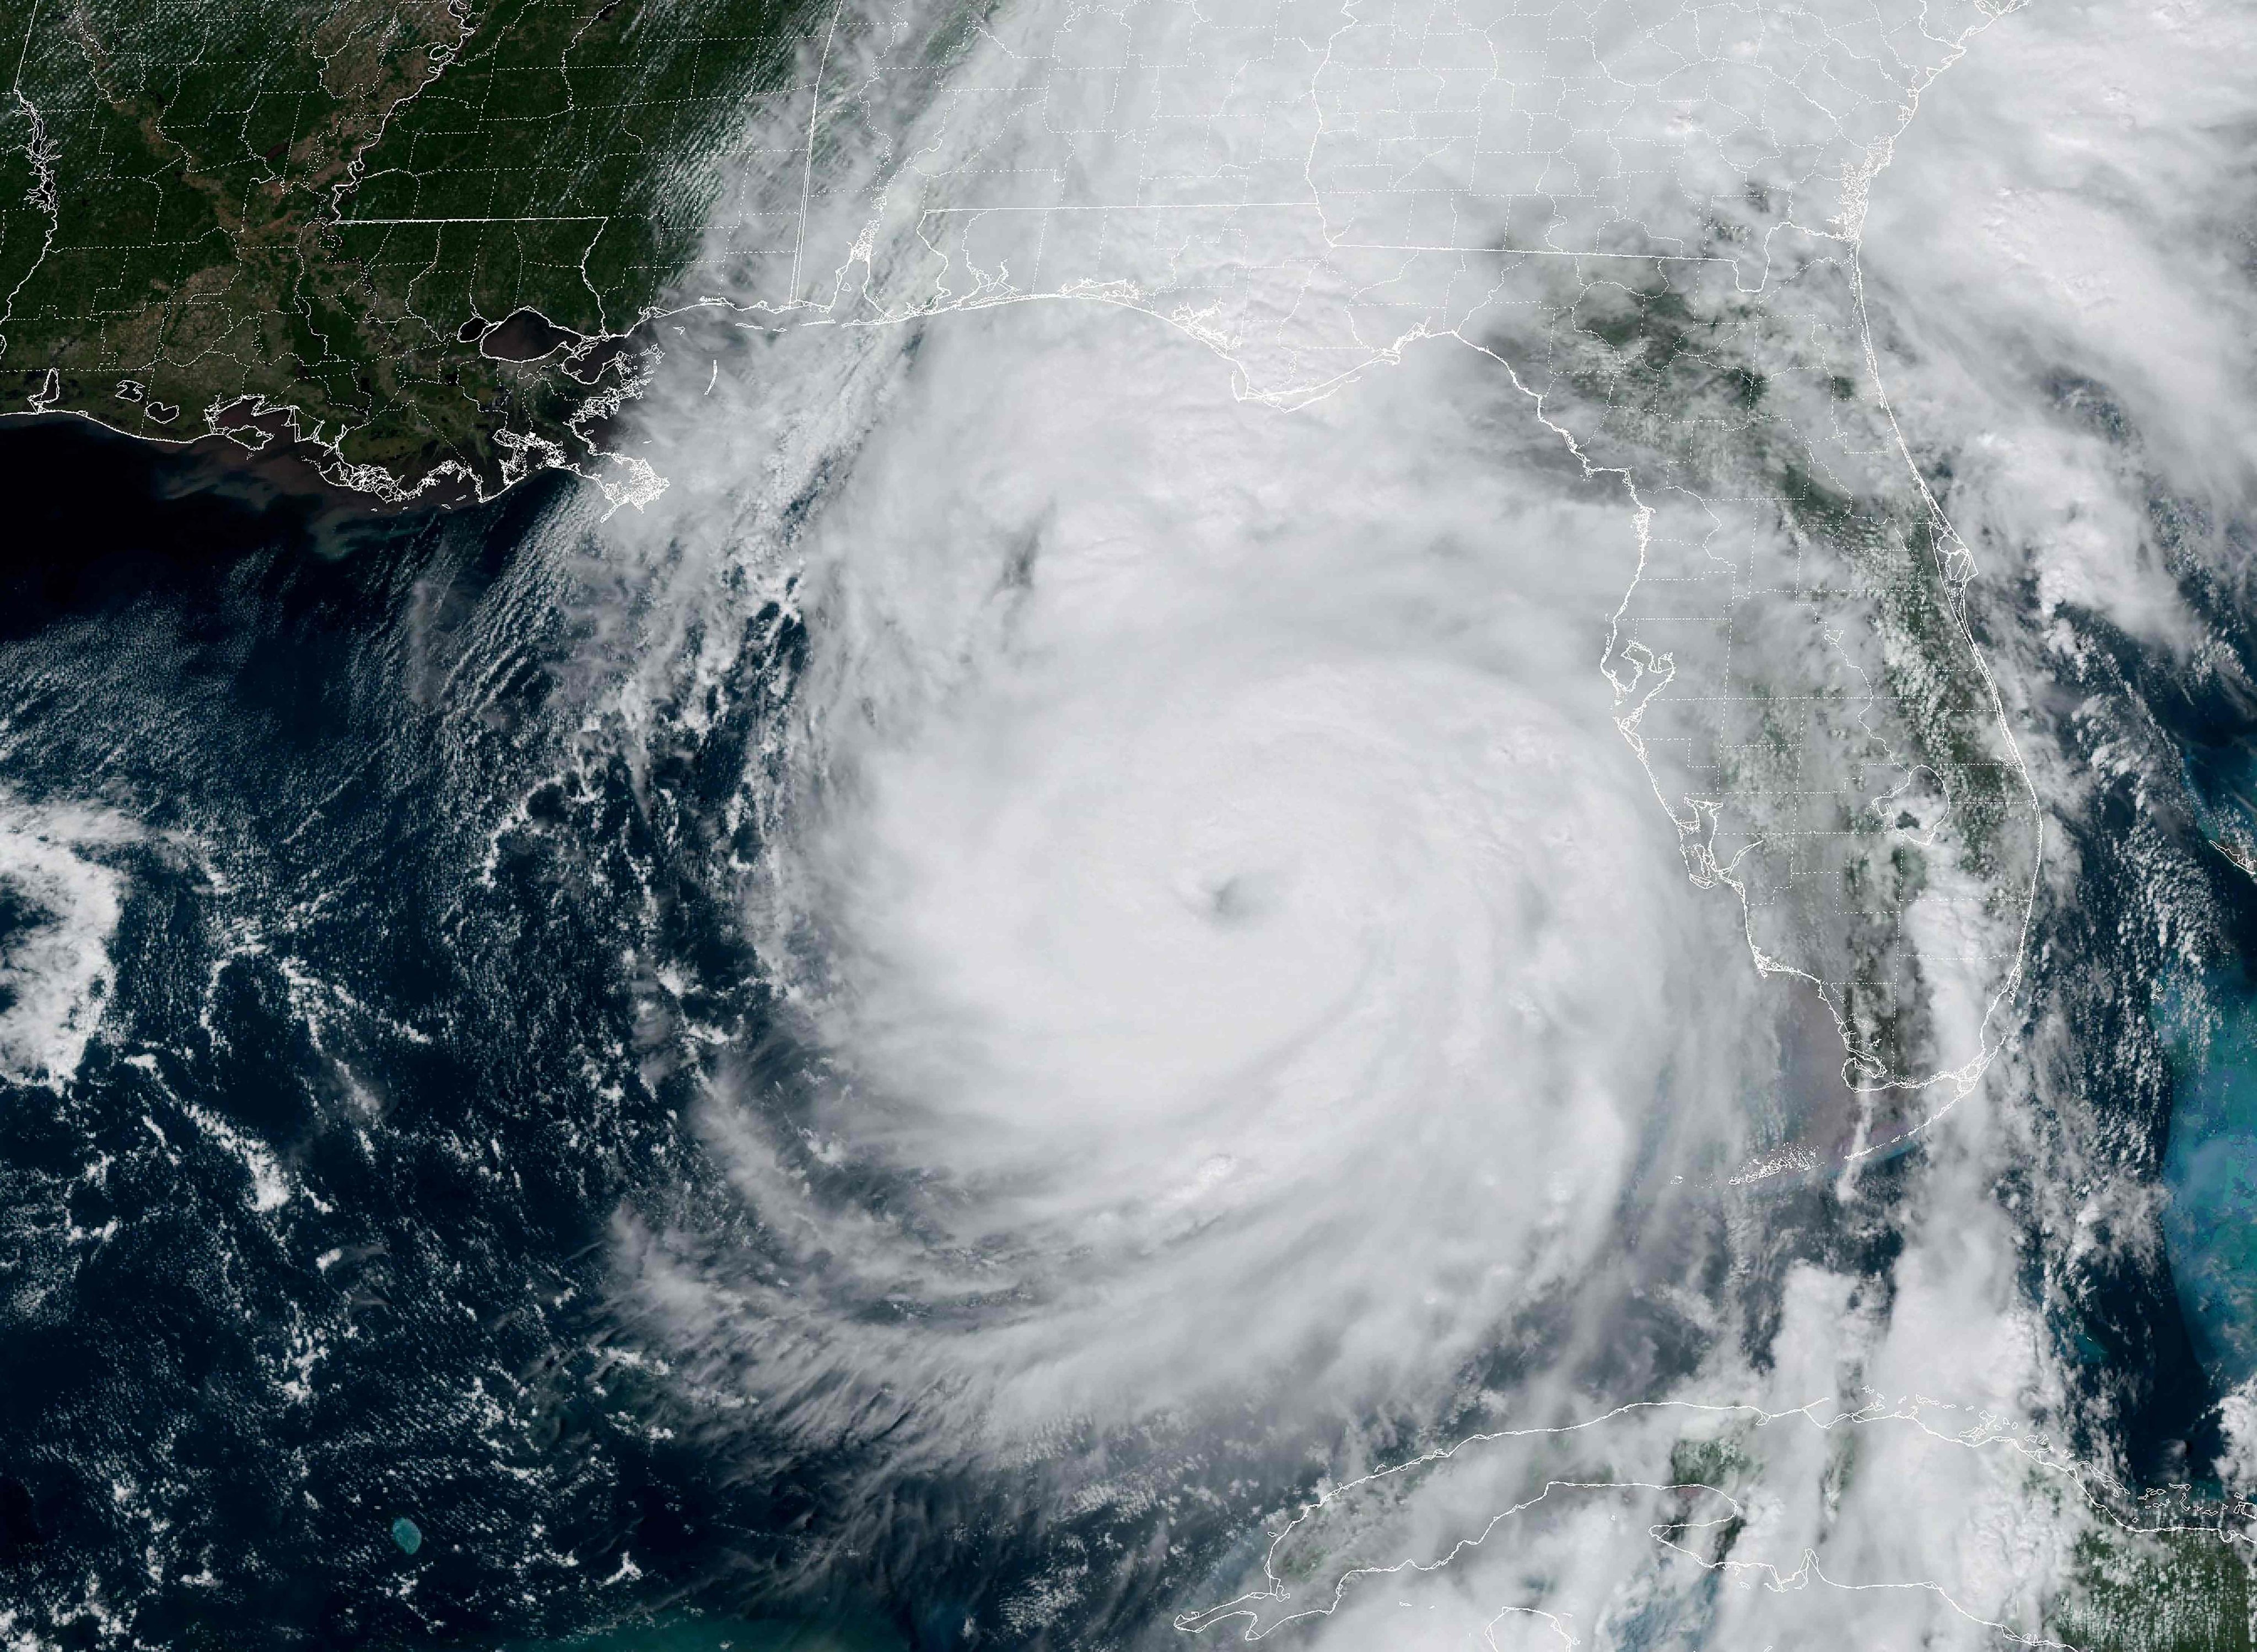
[
  {"left": 558, "top": 0, "right": 2257, "bottom": 1635},
  {"left": 710, "top": 306, "right": 1781, "bottom": 1430}
]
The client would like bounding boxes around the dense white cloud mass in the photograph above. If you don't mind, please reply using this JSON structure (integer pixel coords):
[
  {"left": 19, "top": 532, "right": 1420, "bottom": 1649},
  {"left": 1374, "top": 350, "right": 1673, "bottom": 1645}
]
[
  {"left": 559, "top": 0, "right": 2257, "bottom": 1638},
  {"left": 718, "top": 308, "right": 1766, "bottom": 1428},
  {"left": 0, "top": 797, "right": 136, "bottom": 1088},
  {"left": 1861, "top": 0, "right": 2257, "bottom": 647}
]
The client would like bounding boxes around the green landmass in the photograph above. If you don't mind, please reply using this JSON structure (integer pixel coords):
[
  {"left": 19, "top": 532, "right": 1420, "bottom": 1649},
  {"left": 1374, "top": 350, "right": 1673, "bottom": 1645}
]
[
  {"left": 2050, "top": 1527, "right": 2254, "bottom": 1652},
  {"left": 0, "top": 0, "right": 812, "bottom": 499}
]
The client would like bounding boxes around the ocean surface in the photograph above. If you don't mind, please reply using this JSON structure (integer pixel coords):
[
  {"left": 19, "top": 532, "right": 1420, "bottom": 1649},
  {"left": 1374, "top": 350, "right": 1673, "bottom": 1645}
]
[
  {"left": 13, "top": 45, "right": 2256, "bottom": 1616},
  {"left": 0, "top": 421, "right": 847, "bottom": 1648},
  {"left": 7, "top": 169, "right": 2257, "bottom": 1640}
]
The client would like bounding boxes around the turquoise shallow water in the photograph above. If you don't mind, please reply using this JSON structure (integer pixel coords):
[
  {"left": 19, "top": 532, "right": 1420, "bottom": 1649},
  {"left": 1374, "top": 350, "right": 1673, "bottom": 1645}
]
[{"left": 2158, "top": 977, "right": 2257, "bottom": 1388}]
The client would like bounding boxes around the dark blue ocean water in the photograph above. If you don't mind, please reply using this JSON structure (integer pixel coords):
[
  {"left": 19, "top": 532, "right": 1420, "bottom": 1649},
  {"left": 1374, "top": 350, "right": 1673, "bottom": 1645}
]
[
  {"left": 2051, "top": 539, "right": 2257, "bottom": 1487},
  {"left": 0, "top": 420, "right": 874, "bottom": 1650},
  {"left": 0, "top": 418, "right": 1253, "bottom": 1652},
  {"left": 2, "top": 407, "right": 2254, "bottom": 1645}
]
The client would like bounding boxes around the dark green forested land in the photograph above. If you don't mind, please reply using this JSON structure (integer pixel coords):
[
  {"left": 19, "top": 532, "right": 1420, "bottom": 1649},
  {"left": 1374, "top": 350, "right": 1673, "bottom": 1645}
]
[{"left": 0, "top": 0, "right": 812, "bottom": 498}]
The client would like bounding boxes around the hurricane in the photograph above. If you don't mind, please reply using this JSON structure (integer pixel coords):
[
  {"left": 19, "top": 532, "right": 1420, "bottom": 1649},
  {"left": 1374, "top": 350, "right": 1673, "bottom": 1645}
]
[{"left": 7, "top": 0, "right": 2257, "bottom": 1643}]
